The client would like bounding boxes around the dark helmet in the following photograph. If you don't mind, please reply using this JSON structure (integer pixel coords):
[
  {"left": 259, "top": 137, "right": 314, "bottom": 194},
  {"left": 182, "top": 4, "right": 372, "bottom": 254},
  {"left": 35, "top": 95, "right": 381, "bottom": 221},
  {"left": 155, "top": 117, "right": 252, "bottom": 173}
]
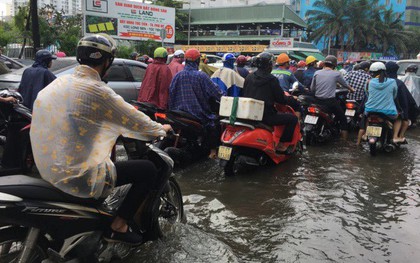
[
  {"left": 255, "top": 52, "right": 274, "bottom": 70},
  {"left": 385, "top": 61, "right": 399, "bottom": 74},
  {"left": 324, "top": 55, "right": 337, "bottom": 67},
  {"left": 406, "top": 64, "right": 418, "bottom": 74},
  {"left": 129, "top": 52, "right": 138, "bottom": 60},
  {"left": 35, "top": 49, "right": 57, "bottom": 63},
  {"left": 358, "top": 61, "right": 371, "bottom": 71},
  {"left": 76, "top": 34, "right": 117, "bottom": 66}
]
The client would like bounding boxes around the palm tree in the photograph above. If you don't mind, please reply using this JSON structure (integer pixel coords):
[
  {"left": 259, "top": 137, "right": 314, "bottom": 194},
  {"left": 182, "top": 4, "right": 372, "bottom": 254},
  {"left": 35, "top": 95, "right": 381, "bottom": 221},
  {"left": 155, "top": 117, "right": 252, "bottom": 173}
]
[{"left": 306, "top": 0, "right": 351, "bottom": 51}]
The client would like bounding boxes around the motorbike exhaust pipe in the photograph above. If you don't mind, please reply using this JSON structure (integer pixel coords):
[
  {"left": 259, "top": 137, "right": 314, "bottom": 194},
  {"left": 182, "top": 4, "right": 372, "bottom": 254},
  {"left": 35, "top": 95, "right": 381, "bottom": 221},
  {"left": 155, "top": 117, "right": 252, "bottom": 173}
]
[{"left": 384, "top": 143, "right": 396, "bottom": 153}]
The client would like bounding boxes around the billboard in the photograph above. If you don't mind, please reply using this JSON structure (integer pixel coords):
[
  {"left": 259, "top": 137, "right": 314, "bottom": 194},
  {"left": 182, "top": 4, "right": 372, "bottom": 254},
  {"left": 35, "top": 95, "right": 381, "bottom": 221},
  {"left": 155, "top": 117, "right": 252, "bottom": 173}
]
[
  {"left": 83, "top": 0, "right": 176, "bottom": 43},
  {"left": 270, "top": 38, "right": 294, "bottom": 49}
]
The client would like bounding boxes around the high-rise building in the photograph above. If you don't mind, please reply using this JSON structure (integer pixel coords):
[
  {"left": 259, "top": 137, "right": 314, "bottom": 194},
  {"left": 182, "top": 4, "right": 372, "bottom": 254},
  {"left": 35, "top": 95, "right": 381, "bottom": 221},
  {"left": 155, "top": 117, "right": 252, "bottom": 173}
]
[{"left": 12, "top": 0, "right": 81, "bottom": 16}]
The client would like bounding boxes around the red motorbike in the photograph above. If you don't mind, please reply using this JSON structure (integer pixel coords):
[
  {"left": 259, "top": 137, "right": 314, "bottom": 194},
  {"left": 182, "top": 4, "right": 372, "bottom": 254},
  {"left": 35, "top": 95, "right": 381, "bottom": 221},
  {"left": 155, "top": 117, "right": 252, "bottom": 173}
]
[{"left": 218, "top": 104, "right": 302, "bottom": 176}]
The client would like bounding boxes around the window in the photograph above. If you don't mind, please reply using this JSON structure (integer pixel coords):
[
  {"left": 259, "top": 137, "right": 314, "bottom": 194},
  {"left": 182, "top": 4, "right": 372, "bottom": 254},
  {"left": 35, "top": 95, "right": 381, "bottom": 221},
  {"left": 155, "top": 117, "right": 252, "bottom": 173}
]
[
  {"left": 127, "top": 65, "right": 146, "bottom": 82},
  {"left": 103, "top": 64, "right": 130, "bottom": 82}
]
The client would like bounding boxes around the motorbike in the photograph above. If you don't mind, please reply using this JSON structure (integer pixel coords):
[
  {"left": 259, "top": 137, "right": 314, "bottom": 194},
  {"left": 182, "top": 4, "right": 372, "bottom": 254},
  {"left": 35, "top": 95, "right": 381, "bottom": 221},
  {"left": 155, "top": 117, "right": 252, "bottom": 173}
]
[
  {"left": 218, "top": 104, "right": 302, "bottom": 176},
  {"left": 0, "top": 89, "right": 33, "bottom": 175},
  {"left": 365, "top": 113, "right": 400, "bottom": 156},
  {"left": 0, "top": 143, "right": 185, "bottom": 262},
  {"left": 345, "top": 99, "right": 362, "bottom": 131},
  {"left": 299, "top": 89, "right": 348, "bottom": 146}
]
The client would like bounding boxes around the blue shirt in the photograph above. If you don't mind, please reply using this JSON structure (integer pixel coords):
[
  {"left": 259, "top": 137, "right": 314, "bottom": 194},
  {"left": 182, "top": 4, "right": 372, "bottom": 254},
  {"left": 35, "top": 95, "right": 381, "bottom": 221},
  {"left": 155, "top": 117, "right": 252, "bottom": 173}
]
[
  {"left": 169, "top": 62, "right": 225, "bottom": 127},
  {"left": 303, "top": 66, "right": 318, "bottom": 89},
  {"left": 365, "top": 78, "right": 398, "bottom": 116},
  {"left": 271, "top": 67, "right": 304, "bottom": 92}
]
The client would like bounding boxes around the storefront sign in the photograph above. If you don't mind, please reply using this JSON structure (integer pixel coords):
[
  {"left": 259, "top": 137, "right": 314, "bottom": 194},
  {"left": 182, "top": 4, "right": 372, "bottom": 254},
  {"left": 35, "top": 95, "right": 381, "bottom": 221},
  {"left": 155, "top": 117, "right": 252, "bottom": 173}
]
[
  {"left": 83, "top": 0, "right": 175, "bottom": 43},
  {"left": 337, "top": 51, "right": 384, "bottom": 62},
  {"left": 178, "top": 45, "right": 267, "bottom": 53},
  {"left": 269, "top": 38, "right": 294, "bottom": 49}
]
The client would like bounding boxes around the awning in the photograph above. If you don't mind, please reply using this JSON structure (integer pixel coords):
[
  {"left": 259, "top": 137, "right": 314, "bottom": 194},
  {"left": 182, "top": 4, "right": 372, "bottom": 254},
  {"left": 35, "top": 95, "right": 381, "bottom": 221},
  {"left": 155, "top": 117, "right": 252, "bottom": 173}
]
[
  {"left": 289, "top": 52, "right": 306, "bottom": 61},
  {"left": 300, "top": 51, "right": 325, "bottom": 61}
]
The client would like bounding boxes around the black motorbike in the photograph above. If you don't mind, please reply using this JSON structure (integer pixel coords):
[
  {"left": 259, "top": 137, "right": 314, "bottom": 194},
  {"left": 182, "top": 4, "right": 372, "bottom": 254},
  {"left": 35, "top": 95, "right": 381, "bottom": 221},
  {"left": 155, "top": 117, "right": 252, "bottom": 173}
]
[
  {"left": 0, "top": 143, "right": 185, "bottom": 262},
  {"left": 0, "top": 89, "right": 33, "bottom": 175},
  {"left": 344, "top": 99, "right": 362, "bottom": 131},
  {"left": 365, "top": 113, "right": 400, "bottom": 155},
  {"left": 299, "top": 89, "right": 348, "bottom": 146}
]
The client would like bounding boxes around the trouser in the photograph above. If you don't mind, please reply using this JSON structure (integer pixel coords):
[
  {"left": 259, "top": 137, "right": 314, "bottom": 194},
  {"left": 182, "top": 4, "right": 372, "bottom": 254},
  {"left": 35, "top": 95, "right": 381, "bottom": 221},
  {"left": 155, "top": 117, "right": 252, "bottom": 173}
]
[
  {"left": 206, "top": 120, "right": 221, "bottom": 149},
  {"left": 114, "top": 160, "right": 158, "bottom": 220},
  {"left": 263, "top": 113, "right": 298, "bottom": 142},
  {"left": 1, "top": 121, "right": 28, "bottom": 168},
  {"left": 316, "top": 97, "right": 348, "bottom": 131}
]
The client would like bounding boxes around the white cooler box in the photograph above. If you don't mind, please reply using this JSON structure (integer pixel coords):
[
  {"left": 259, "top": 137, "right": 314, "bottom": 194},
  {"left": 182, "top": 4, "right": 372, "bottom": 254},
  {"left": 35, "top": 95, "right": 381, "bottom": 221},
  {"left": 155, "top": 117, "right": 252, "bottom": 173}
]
[{"left": 219, "top": 96, "right": 264, "bottom": 121}]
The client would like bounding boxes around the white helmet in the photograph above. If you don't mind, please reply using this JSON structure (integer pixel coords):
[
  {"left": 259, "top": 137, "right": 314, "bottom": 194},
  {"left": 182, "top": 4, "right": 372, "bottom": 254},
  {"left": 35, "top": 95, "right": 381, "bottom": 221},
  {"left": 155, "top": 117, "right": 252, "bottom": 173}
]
[
  {"left": 174, "top": 50, "right": 185, "bottom": 58},
  {"left": 369, "top": 62, "right": 386, "bottom": 72}
]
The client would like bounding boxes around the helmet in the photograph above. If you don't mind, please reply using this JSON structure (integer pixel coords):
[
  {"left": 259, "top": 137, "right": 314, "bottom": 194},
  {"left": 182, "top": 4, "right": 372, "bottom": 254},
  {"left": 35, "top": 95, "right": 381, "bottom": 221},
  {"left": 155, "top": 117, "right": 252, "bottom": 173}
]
[
  {"left": 35, "top": 49, "right": 57, "bottom": 63},
  {"left": 324, "top": 55, "right": 338, "bottom": 67},
  {"left": 200, "top": 54, "right": 207, "bottom": 60},
  {"left": 236, "top": 55, "right": 247, "bottom": 65},
  {"left": 358, "top": 61, "right": 371, "bottom": 70},
  {"left": 306, "top": 55, "right": 317, "bottom": 65},
  {"left": 154, "top": 47, "right": 168, "bottom": 58},
  {"left": 276, "top": 53, "right": 290, "bottom": 65},
  {"left": 129, "top": 52, "right": 138, "bottom": 60},
  {"left": 345, "top": 60, "right": 351, "bottom": 64},
  {"left": 255, "top": 52, "right": 274, "bottom": 70},
  {"left": 222, "top": 53, "right": 235, "bottom": 62},
  {"left": 77, "top": 34, "right": 116, "bottom": 65},
  {"left": 369, "top": 62, "right": 386, "bottom": 72},
  {"left": 297, "top": 60, "right": 306, "bottom": 68},
  {"left": 406, "top": 64, "right": 418, "bottom": 73},
  {"left": 290, "top": 60, "right": 296, "bottom": 66},
  {"left": 185, "top": 48, "right": 201, "bottom": 61},
  {"left": 174, "top": 50, "right": 185, "bottom": 58}
]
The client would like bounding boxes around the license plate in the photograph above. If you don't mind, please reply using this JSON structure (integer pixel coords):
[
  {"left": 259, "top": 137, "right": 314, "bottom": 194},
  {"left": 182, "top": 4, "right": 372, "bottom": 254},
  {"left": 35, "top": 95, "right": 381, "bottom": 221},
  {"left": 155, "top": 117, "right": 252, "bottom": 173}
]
[
  {"left": 345, "top": 109, "right": 356, "bottom": 116},
  {"left": 366, "top": 126, "right": 382, "bottom": 137},
  {"left": 304, "top": 115, "right": 318, "bottom": 124},
  {"left": 218, "top": 146, "right": 232, "bottom": 160}
]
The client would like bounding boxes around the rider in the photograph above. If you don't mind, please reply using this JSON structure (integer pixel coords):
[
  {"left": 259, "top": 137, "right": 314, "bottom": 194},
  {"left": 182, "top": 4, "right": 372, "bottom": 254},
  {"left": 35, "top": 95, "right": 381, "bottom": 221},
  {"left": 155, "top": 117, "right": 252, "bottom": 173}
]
[
  {"left": 303, "top": 55, "right": 318, "bottom": 89},
  {"left": 168, "top": 49, "right": 185, "bottom": 77},
  {"left": 169, "top": 48, "right": 225, "bottom": 159},
  {"left": 199, "top": 53, "right": 218, "bottom": 77},
  {"left": 294, "top": 60, "right": 306, "bottom": 84},
  {"left": 129, "top": 52, "right": 138, "bottom": 60},
  {"left": 30, "top": 34, "right": 172, "bottom": 245},
  {"left": 344, "top": 61, "right": 371, "bottom": 104},
  {"left": 18, "top": 49, "right": 57, "bottom": 110},
  {"left": 361, "top": 62, "right": 403, "bottom": 143},
  {"left": 310, "top": 55, "right": 355, "bottom": 140},
  {"left": 271, "top": 53, "right": 304, "bottom": 93},
  {"left": 137, "top": 47, "right": 172, "bottom": 109},
  {"left": 242, "top": 52, "right": 298, "bottom": 154},
  {"left": 211, "top": 53, "right": 244, "bottom": 97},
  {"left": 236, "top": 55, "right": 250, "bottom": 78}
]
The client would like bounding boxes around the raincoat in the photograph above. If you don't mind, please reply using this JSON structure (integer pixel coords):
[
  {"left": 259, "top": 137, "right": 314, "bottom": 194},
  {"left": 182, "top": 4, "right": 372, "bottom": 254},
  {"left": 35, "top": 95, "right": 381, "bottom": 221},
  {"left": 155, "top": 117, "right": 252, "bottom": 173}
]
[
  {"left": 401, "top": 73, "right": 420, "bottom": 107},
  {"left": 211, "top": 60, "right": 244, "bottom": 97}
]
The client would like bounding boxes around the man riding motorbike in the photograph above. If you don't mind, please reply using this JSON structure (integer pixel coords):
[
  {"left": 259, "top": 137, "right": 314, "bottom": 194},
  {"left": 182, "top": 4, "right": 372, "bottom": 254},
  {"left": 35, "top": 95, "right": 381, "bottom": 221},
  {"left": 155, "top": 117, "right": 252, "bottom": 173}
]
[
  {"left": 168, "top": 49, "right": 185, "bottom": 77},
  {"left": 310, "top": 55, "right": 355, "bottom": 140},
  {"left": 30, "top": 34, "right": 172, "bottom": 245},
  {"left": 272, "top": 53, "right": 305, "bottom": 93},
  {"left": 169, "top": 48, "right": 225, "bottom": 159},
  {"left": 242, "top": 52, "right": 298, "bottom": 154},
  {"left": 344, "top": 61, "right": 371, "bottom": 104},
  {"left": 303, "top": 55, "right": 318, "bottom": 89},
  {"left": 236, "top": 55, "right": 250, "bottom": 78},
  {"left": 211, "top": 53, "right": 244, "bottom": 97}
]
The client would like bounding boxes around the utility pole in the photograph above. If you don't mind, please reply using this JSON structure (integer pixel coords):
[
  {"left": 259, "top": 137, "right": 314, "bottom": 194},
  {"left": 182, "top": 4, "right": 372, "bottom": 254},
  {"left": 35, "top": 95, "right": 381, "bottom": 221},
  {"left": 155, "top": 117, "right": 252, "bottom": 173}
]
[{"left": 31, "top": 0, "right": 40, "bottom": 51}]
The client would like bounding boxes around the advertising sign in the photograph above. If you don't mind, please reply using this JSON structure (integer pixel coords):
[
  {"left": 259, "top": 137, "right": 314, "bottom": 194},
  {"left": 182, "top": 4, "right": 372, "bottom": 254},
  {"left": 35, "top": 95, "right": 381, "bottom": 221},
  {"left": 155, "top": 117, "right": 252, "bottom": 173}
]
[
  {"left": 83, "top": 0, "right": 175, "bottom": 43},
  {"left": 179, "top": 45, "right": 267, "bottom": 53},
  {"left": 269, "top": 38, "right": 294, "bottom": 49},
  {"left": 337, "top": 51, "right": 384, "bottom": 62}
]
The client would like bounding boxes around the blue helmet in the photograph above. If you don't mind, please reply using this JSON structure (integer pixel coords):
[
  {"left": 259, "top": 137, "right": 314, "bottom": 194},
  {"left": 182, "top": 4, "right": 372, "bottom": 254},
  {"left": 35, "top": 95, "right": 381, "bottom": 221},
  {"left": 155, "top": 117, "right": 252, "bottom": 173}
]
[
  {"left": 35, "top": 49, "right": 57, "bottom": 63},
  {"left": 222, "top": 53, "right": 236, "bottom": 62}
]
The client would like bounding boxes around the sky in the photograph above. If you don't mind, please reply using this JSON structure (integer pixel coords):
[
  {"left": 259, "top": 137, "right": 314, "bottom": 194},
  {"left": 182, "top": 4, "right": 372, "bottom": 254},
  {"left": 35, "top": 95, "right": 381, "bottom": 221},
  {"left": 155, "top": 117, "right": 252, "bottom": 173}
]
[{"left": 0, "top": 0, "right": 12, "bottom": 18}]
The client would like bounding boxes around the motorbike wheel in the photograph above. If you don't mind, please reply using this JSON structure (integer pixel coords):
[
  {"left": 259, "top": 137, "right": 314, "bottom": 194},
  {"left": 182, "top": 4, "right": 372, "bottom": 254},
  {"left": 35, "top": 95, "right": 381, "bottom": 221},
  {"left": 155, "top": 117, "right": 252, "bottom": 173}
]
[
  {"left": 0, "top": 227, "right": 48, "bottom": 263},
  {"left": 157, "top": 177, "right": 186, "bottom": 238},
  {"left": 369, "top": 142, "right": 377, "bottom": 156},
  {"left": 224, "top": 156, "right": 239, "bottom": 177}
]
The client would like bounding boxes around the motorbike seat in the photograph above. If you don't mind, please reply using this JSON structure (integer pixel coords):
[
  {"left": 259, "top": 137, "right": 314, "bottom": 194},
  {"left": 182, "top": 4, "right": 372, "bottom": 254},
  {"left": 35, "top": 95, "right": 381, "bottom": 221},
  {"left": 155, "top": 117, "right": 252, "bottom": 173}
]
[
  {"left": 0, "top": 175, "right": 101, "bottom": 206},
  {"left": 255, "top": 122, "right": 274, "bottom": 132},
  {"left": 168, "top": 110, "right": 202, "bottom": 124}
]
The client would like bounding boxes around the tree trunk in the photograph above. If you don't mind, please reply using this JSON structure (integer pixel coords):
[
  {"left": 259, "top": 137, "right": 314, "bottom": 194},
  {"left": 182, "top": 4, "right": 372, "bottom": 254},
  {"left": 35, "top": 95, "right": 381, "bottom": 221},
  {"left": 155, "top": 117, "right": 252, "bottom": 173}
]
[
  {"left": 31, "top": 0, "right": 40, "bottom": 51},
  {"left": 18, "top": 9, "right": 31, "bottom": 59}
]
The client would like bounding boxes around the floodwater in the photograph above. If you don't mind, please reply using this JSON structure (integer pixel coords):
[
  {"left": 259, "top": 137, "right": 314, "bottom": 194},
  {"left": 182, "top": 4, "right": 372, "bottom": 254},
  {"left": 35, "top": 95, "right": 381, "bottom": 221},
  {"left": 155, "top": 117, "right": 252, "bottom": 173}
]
[{"left": 125, "top": 128, "right": 420, "bottom": 263}]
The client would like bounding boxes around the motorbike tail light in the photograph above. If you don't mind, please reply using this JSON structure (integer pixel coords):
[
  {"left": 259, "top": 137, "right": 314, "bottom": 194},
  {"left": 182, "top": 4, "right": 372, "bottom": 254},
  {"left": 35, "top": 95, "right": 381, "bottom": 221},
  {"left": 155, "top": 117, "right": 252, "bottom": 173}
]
[
  {"left": 155, "top": 112, "right": 166, "bottom": 120},
  {"left": 368, "top": 116, "right": 383, "bottom": 123},
  {"left": 133, "top": 105, "right": 139, "bottom": 110},
  {"left": 222, "top": 127, "right": 246, "bottom": 143},
  {"left": 307, "top": 106, "right": 319, "bottom": 114},
  {"left": 346, "top": 102, "right": 356, "bottom": 109}
]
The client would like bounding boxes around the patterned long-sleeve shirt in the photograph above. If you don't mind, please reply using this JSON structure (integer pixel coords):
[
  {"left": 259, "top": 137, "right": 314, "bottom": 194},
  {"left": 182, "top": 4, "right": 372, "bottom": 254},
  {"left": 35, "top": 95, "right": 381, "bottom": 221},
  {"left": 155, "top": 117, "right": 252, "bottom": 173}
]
[
  {"left": 169, "top": 63, "right": 224, "bottom": 126},
  {"left": 30, "top": 65, "right": 166, "bottom": 199},
  {"left": 344, "top": 69, "right": 371, "bottom": 101}
]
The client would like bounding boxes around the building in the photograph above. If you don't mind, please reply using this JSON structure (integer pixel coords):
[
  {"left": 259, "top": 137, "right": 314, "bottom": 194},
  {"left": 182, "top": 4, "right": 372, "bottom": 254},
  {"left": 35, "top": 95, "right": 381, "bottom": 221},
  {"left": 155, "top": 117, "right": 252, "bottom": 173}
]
[
  {"left": 12, "top": 0, "right": 81, "bottom": 16},
  {"left": 405, "top": 0, "right": 420, "bottom": 28}
]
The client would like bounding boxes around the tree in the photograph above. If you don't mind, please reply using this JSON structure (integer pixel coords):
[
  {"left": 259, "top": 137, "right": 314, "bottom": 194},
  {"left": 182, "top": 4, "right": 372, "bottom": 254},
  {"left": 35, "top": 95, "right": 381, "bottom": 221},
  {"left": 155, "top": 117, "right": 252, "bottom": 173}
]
[
  {"left": 155, "top": 0, "right": 189, "bottom": 41},
  {"left": 30, "top": 0, "right": 40, "bottom": 50}
]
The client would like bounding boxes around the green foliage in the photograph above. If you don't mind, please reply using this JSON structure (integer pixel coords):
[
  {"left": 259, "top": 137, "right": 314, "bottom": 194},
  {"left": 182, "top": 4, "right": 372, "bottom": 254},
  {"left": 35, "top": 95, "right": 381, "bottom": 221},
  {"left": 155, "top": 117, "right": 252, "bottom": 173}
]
[
  {"left": 306, "top": 0, "right": 412, "bottom": 55},
  {"left": 117, "top": 45, "right": 136, "bottom": 59},
  {"left": 155, "top": 0, "right": 189, "bottom": 41}
]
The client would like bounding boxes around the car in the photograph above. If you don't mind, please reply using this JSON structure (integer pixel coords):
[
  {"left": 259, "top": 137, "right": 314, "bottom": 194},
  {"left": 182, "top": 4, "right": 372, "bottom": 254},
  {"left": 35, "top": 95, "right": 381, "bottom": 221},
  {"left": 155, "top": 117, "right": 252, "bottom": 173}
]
[
  {"left": 0, "top": 58, "right": 147, "bottom": 102},
  {"left": 0, "top": 54, "right": 25, "bottom": 72},
  {"left": 396, "top": 59, "right": 420, "bottom": 77}
]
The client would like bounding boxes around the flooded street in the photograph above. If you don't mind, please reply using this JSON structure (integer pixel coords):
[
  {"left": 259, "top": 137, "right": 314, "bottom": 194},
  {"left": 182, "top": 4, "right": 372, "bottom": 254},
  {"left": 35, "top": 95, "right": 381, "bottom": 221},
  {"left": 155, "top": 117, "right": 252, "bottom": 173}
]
[{"left": 126, "top": 128, "right": 420, "bottom": 263}]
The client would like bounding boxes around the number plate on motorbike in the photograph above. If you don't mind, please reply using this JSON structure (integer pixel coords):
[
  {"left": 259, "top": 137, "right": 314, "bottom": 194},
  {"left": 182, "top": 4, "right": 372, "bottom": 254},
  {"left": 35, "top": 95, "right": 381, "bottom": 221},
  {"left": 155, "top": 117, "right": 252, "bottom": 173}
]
[
  {"left": 366, "top": 126, "right": 382, "bottom": 137},
  {"left": 218, "top": 146, "right": 232, "bottom": 160},
  {"left": 345, "top": 109, "right": 356, "bottom": 116},
  {"left": 304, "top": 115, "right": 318, "bottom": 124}
]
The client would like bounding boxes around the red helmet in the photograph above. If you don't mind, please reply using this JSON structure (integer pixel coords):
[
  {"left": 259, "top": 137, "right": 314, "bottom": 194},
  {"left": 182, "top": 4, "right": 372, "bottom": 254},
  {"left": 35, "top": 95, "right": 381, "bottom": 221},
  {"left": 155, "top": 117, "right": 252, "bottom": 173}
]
[
  {"left": 236, "top": 55, "right": 247, "bottom": 65},
  {"left": 185, "top": 48, "right": 201, "bottom": 61},
  {"left": 297, "top": 60, "right": 306, "bottom": 68}
]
